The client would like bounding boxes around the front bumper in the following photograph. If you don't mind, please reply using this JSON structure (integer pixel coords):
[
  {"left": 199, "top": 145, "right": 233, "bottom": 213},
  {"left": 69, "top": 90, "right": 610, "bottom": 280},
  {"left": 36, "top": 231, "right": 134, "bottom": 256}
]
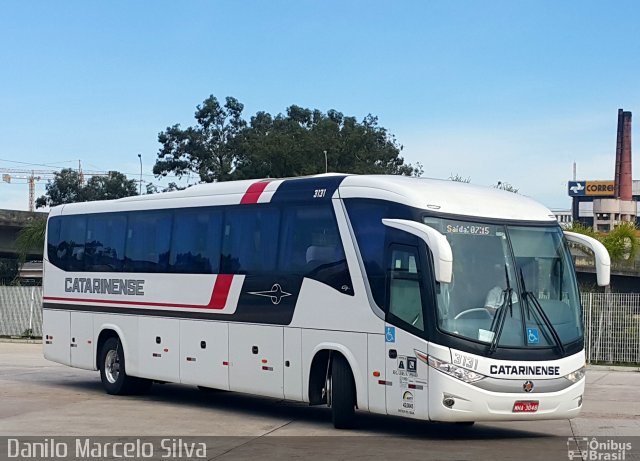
[{"left": 428, "top": 368, "right": 585, "bottom": 422}]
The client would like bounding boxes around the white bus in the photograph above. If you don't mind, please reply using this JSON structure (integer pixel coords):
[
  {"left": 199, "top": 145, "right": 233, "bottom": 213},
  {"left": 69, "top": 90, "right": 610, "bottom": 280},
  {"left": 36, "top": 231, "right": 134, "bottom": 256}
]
[{"left": 42, "top": 174, "right": 610, "bottom": 428}]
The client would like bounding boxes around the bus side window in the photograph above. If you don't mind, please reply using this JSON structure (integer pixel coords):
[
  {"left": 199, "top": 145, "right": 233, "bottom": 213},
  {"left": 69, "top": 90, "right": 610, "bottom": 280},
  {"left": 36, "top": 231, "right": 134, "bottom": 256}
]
[
  {"left": 386, "top": 246, "right": 425, "bottom": 332},
  {"left": 221, "top": 206, "right": 279, "bottom": 274},
  {"left": 124, "top": 211, "right": 172, "bottom": 273},
  {"left": 344, "top": 199, "right": 414, "bottom": 308},
  {"left": 58, "top": 215, "right": 87, "bottom": 272},
  {"left": 278, "top": 204, "right": 352, "bottom": 294},
  {"left": 85, "top": 214, "right": 126, "bottom": 272},
  {"left": 47, "top": 217, "right": 62, "bottom": 269},
  {"left": 170, "top": 209, "right": 222, "bottom": 274}
]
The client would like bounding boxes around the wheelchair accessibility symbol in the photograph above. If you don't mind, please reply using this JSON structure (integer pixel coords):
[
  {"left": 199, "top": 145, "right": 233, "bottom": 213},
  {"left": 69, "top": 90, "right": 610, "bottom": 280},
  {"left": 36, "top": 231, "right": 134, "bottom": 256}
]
[
  {"left": 385, "top": 327, "right": 396, "bottom": 343},
  {"left": 527, "top": 328, "right": 539, "bottom": 344}
]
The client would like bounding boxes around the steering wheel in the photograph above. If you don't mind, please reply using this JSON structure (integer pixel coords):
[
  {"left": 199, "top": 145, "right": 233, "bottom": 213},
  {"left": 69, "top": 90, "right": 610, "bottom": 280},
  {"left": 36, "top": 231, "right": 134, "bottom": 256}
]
[{"left": 454, "top": 308, "right": 494, "bottom": 320}]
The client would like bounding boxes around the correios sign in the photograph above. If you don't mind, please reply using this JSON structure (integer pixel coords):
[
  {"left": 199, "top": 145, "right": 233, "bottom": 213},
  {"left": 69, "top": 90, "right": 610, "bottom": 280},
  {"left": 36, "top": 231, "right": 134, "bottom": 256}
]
[{"left": 568, "top": 181, "right": 615, "bottom": 197}]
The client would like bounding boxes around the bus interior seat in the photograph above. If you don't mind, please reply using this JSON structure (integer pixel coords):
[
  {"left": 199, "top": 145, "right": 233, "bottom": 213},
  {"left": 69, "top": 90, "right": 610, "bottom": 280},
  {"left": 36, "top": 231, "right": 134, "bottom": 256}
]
[{"left": 306, "top": 245, "right": 336, "bottom": 268}]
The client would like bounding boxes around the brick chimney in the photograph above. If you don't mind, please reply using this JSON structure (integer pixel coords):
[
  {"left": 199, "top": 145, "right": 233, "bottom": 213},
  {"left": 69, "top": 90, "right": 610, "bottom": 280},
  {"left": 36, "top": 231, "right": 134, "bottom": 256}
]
[{"left": 614, "top": 109, "right": 633, "bottom": 201}]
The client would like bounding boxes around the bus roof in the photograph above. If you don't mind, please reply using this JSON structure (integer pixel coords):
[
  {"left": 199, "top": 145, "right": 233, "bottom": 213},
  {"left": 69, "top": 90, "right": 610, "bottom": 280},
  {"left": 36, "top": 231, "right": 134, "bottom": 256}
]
[{"left": 51, "top": 173, "right": 556, "bottom": 223}]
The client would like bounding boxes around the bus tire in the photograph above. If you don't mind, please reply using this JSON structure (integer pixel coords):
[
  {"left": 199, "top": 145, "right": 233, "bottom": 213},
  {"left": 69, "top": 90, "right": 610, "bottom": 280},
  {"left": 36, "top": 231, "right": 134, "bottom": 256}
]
[
  {"left": 331, "top": 354, "right": 356, "bottom": 429},
  {"left": 99, "top": 337, "right": 143, "bottom": 395}
]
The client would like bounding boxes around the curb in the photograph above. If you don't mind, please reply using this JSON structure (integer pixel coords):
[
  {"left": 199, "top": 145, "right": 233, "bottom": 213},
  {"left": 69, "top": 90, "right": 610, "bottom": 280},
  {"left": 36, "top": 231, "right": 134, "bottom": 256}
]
[
  {"left": 0, "top": 338, "right": 42, "bottom": 344},
  {"left": 587, "top": 364, "right": 640, "bottom": 372}
]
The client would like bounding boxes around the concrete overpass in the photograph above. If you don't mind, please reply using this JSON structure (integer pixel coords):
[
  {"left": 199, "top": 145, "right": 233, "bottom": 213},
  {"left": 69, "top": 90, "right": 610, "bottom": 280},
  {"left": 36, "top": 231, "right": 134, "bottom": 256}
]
[{"left": 0, "top": 209, "right": 47, "bottom": 259}]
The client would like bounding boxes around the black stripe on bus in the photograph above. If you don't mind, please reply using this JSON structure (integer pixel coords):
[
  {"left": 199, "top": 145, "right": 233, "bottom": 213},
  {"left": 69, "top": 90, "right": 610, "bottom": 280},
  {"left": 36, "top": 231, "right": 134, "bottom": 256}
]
[{"left": 42, "top": 302, "right": 294, "bottom": 325}]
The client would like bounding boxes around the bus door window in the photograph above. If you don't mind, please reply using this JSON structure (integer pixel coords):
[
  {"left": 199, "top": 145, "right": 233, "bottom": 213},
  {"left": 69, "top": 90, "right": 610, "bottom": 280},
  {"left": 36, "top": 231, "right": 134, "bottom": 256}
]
[{"left": 386, "top": 245, "right": 425, "bottom": 333}]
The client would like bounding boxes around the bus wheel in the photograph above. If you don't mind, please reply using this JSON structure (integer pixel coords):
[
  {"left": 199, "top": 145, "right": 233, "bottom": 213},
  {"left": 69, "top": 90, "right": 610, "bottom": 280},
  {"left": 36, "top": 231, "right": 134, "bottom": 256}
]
[
  {"left": 330, "top": 354, "right": 356, "bottom": 429},
  {"left": 100, "top": 337, "right": 149, "bottom": 395}
]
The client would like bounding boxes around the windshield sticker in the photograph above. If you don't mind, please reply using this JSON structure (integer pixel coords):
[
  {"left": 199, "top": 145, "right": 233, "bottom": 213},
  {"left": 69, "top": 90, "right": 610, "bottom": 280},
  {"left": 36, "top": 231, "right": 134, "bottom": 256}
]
[
  {"left": 527, "top": 328, "right": 540, "bottom": 344},
  {"left": 445, "top": 224, "right": 493, "bottom": 236}
]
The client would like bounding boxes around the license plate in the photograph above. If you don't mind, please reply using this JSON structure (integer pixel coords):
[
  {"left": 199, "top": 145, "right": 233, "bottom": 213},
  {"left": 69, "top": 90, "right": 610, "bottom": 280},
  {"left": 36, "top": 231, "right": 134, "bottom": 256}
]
[{"left": 513, "top": 400, "right": 539, "bottom": 413}]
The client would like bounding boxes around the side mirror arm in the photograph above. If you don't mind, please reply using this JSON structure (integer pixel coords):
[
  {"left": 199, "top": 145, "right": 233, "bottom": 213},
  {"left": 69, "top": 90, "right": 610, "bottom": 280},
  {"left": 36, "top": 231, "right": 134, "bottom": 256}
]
[
  {"left": 382, "top": 219, "right": 453, "bottom": 283},
  {"left": 564, "top": 231, "right": 611, "bottom": 286}
]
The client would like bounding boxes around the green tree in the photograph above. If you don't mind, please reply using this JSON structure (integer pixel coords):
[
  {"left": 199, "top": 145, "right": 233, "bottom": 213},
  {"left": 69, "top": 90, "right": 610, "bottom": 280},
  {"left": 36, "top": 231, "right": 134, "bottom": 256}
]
[
  {"left": 153, "top": 95, "right": 246, "bottom": 182},
  {"left": 82, "top": 171, "right": 138, "bottom": 201},
  {"left": 15, "top": 217, "right": 46, "bottom": 263},
  {"left": 153, "top": 96, "right": 421, "bottom": 182},
  {"left": 36, "top": 169, "right": 138, "bottom": 208},
  {"left": 601, "top": 223, "right": 638, "bottom": 261},
  {"left": 35, "top": 169, "right": 83, "bottom": 207},
  {"left": 565, "top": 222, "right": 638, "bottom": 262}
]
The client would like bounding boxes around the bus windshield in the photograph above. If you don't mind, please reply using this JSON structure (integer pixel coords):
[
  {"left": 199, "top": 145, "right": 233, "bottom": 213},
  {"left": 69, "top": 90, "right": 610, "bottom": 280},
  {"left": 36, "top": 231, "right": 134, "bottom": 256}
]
[{"left": 423, "top": 218, "right": 583, "bottom": 349}]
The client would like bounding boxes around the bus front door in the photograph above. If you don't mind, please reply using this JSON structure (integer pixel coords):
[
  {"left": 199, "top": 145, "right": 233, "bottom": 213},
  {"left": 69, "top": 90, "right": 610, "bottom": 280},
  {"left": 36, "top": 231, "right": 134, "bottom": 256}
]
[{"left": 384, "top": 245, "right": 429, "bottom": 419}]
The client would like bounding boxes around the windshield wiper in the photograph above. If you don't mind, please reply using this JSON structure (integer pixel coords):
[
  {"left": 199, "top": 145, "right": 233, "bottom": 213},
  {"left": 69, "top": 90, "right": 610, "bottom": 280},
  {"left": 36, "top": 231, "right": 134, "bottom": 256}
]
[
  {"left": 488, "top": 266, "right": 513, "bottom": 354},
  {"left": 518, "top": 268, "right": 566, "bottom": 355}
]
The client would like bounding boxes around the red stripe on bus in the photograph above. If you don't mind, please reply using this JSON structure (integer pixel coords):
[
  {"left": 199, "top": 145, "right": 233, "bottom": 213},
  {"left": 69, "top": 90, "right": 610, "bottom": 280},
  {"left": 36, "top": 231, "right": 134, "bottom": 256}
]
[
  {"left": 207, "top": 274, "right": 234, "bottom": 309},
  {"left": 43, "top": 274, "right": 237, "bottom": 311},
  {"left": 240, "top": 181, "right": 270, "bottom": 204}
]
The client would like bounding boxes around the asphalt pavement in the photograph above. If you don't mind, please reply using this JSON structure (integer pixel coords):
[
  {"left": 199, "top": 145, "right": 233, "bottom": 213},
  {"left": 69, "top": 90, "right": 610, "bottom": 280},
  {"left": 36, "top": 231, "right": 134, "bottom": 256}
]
[{"left": 0, "top": 342, "right": 638, "bottom": 460}]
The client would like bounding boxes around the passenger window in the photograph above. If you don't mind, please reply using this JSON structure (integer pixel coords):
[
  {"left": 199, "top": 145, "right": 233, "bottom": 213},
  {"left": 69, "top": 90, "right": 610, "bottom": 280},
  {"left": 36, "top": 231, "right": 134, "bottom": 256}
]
[
  {"left": 387, "top": 246, "right": 424, "bottom": 331},
  {"left": 170, "top": 209, "right": 222, "bottom": 273},
  {"left": 47, "top": 217, "right": 62, "bottom": 268},
  {"left": 124, "top": 212, "right": 172, "bottom": 272},
  {"left": 345, "top": 199, "right": 414, "bottom": 307},
  {"left": 279, "top": 205, "right": 352, "bottom": 294},
  {"left": 85, "top": 214, "right": 126, "bottom": 272},
  {"left": 221, "top": 206, "right": 279, "bottom": 273},
  {"left": 56, "top": 216, "right": 87, "bottom": 271}
]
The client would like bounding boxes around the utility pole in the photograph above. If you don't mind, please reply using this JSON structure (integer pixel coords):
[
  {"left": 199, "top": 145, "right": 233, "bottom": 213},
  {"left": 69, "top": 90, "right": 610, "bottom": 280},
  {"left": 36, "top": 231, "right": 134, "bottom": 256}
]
[
  {"left": 138, "top": 154, "right": 143, "bottom": 194},
  {"left": 78, "top": 160, "right": 85, "bottom": 186}
]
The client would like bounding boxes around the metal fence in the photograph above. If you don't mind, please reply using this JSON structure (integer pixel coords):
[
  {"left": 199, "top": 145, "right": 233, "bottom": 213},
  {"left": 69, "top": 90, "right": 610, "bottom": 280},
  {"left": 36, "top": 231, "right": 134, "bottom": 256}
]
[
  {"left": 0, "top": 286, "right": 43, "bottom": 337},
  {"left": 0, "top": 287, "right": 639, "bottom": 365},
  {"left": 582, "top": 292, "right": 640, "bottom": 365}
]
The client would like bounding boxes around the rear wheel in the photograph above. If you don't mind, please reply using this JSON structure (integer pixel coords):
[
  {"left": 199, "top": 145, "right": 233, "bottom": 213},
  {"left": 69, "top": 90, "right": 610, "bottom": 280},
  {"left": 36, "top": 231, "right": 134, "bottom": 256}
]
[
  {"left": 330, "top": 354, "right": 356, "bottom": 429},
  {"left": 99, "top": 337, "right": 151, "bottom": 395}
]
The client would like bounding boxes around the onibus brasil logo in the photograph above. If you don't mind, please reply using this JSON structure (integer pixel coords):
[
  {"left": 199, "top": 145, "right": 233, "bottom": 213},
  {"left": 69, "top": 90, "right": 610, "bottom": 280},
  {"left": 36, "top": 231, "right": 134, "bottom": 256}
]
[{"left": 567, "top": 437, "right": 632, "bottom": 460}]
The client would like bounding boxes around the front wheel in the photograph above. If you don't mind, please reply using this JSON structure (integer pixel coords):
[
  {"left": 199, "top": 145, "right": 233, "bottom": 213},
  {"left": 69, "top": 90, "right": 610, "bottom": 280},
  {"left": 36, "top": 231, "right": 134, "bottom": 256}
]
[
  {"left": 99, "top": 337, "right": 151, "bottom": 395},
  {"left": 330, "top": 355, "right": 356, "bottom": 429}
]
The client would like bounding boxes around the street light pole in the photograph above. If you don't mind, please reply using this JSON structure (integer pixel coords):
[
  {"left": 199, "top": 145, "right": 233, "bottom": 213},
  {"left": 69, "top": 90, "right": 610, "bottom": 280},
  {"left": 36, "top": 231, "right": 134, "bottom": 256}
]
[
  {"left": 138, "top": 154, "right": 142, "bottom": 194},
  {"left": 323, "top": 150, "right": 328, "bottom": 173}
]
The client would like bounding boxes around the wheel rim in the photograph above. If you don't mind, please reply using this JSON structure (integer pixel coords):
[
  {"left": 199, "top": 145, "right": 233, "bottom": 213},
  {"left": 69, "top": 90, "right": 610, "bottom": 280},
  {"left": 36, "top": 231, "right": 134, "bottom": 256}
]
[{"left": 105, "top": 349, "right": 120, "bottom": 384}]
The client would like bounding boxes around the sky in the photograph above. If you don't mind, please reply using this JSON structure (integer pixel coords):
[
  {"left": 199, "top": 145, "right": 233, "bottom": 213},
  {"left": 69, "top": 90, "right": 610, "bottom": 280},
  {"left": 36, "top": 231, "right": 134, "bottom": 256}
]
[{"left": 1, "top": 0, "right": 639, "bottom": 211}]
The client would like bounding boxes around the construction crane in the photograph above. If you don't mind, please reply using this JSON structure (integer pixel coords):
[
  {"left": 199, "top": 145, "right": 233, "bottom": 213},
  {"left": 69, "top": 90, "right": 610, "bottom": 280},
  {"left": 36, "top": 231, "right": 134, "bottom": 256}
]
[
  {"left": 1, "top": 169, "right": 55, "bottom": 212},
  {"left": 1, "top": 164, "right": 110, "bottom": 212}
]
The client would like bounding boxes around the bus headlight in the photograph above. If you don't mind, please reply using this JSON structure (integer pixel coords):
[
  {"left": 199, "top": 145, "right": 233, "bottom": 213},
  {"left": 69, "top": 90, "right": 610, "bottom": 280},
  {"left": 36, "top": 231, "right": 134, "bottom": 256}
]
[
  {"left": 564, "top": 366, "right": 586, "bottom": 383},
  {"left": 427, "top": 356, "right": 486, "bottom": 383}
]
